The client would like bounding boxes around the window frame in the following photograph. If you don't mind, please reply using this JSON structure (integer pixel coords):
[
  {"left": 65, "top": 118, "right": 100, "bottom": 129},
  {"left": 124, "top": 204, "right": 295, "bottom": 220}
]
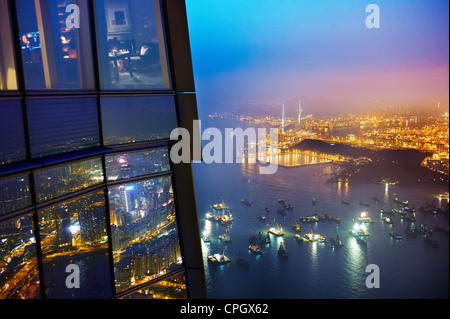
[{"left": 0, "top": 0, "right": 204, "bottom": 299}]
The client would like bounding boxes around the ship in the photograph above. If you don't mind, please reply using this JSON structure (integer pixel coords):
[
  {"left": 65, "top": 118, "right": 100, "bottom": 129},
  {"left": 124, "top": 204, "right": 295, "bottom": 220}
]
[
  {"left": 257, "top": 215, "right": 266, "bottom": 221},
  {"left": 303, "top": 230, "right": 325, "bottom": 243},
  {"left": 299, "top": 215, "right": 319, "bottom": 223},
  {"left": 278, "top": 241, "right": 288, "bottom": 258},
  {"left": 312, "top": 198, "right": 317, "bottom": 206},
  {"left": 404, "top": 223, "right": 418, "bottom": 237},
  {"left": 265, "top": 207, "right": 270, "bottom": 212},
  {"left": 208, "top": 251, "right": 231, "bottom": 264},
  {"left": 236, "top": 251, "right": 249, "bottom": 268},
  {"left": 294, "top": 234, "right": 304, "bottom": 242},
  {"left": 355, "top": 236, "right": 368, "bottom": 246},
  {"left": 213, "top": 200, "right": 228, "bottom": 212},
  {"left": 203, "top": 235, "right": 212, "bottom": 243},
  {"left": 423, "top": 234, "right": 439, "bottom": 247},
  {"left": 283, "top": 203, "right": 294, "bottom": 210},
  {"left": 354, "top": 212, "right": 373, "bottom": 224},
  {"left": 242, "top": 177, "right": 251, "bottom": 182},
  {"left": 382, "top": 216, "right": 393, "bottom": 225},
  {"left": 218, "top": 228, "right": 231, "bottom": 243},
  {"left": 269, "top": 220, "right": 284, "bottom": 236},
  {"left": 291, "top": 218, "right": 301, "bottom": 233},
  {"left": 248, "top": 244, "right": 262, "bottom": 255},
  {"left": 348, "top": 224, "right": 369, "bottom": 237},
  {"left": 373, "top": 197, "right": 380, "bottom": 202},
  {"left": 326, "top": 234, "right": 343, "bottom": 248},
  {"left": 390, "top": 230, "right": 402, "bottom": 240},
  {"left": 241, "top": 199, "right": 251, "bottom": 206},
  {"left": 341, "top": 201, "right": 351, "bottom": 205},
  {"left": 394, "top": 198, "right": 409, "bottom": 206},
  {"left": 359, "top": 202, "right": 370, "bottom": 207}
]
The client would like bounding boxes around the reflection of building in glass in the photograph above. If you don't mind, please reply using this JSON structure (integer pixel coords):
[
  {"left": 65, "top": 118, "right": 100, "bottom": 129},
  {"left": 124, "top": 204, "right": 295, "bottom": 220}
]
[
  {"left": 55, "top": 205, "right": 72, "bottom": 248},
  {"left": 79, "top": 205, "right": 106, "bottom": 244},
  {"left": 109, "top": 176, "right": 183, "bottom": 292}
]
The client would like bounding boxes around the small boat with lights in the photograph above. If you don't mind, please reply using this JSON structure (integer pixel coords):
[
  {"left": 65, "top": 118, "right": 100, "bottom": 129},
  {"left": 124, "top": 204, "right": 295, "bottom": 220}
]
[
  {"left": 394, "top": 198, "right": 409, "bottom": 206},
  {"left": 269, "top": 221, "right": 284, "bottom": 236},
  {"left": 354, "top": 212, "right": 373, "bottom": 224},
  {"left": 257, "top": 215, "right": 266, "bottom": 221},
  {"left": 390, "top": 230, "right": 402, "bottom": 240},
  {"left": 348, "top": 224, "right": 370, "bottom": 237},
  {"left": 382, "top": 216, "right": 393, "bottom": 225},
  {"left": 248, "top": 244, "right": 262, "bottom": 255},
  {"left": 326, "top": 235, "right": 343, "bottom": 248},
  {"left": 208, "top": 251, "right": 231, "bottom": 264},
  {"left": 303, "top": 230, "right": 325, "bottom": 243},
  {"left": 218, "top": 229, "right": 231, "bottom": 243},
  {"left": 213, "top": 200, "right": 228, "bottom": 212},
  {"left": 278, "top": 241, "right": 288, "bottom": 258},
  {"left": 291, "top": 219, "right": 301, "bottom": 233}
]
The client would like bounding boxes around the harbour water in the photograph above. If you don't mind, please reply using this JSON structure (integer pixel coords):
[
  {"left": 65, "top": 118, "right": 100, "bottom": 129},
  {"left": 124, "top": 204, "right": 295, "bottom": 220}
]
[{"left": 192, "top": 117, "right": 449, "bottom": 299}]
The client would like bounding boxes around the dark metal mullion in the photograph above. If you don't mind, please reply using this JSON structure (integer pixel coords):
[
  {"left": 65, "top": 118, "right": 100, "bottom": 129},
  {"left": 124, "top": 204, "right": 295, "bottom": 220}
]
[
  {"left": 100, "top": 155, "right": 117, "bottom": 299},
  {"left": 35, "top": 183, "right": 106, "bottom": 211},
  {"left": 0, "top": 209, "right": 34, "bottom": 224},
  {"left": 106, "top": 170, "right": 173, "bottom": 188}
]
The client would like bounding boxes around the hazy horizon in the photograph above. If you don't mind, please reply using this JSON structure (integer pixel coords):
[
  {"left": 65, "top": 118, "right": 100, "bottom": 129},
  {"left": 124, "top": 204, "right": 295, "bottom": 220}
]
[{"left": 186, "top": 0, "right": 449, "bottom": 117}]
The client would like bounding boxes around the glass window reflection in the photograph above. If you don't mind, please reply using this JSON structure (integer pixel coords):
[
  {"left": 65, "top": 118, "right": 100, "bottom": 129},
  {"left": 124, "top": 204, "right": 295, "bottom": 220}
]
[
  {"left": 0, "top": 0, "right": 18, "bottom": 90},
  {"left": 121, "top": 272, "right": 187, "bottom": 299},
  {"left": 106, "top": 148, "right": 170, "bottom": 182},
  {"left": 0, "top": 214, "right": 41, "bottom": 299},
  {"left": 109, "top": 176, "right": 183, "bottom": 293},
  {"left": 27, "top": 97, "right": 100, "bottom": 158},
  {"left": 15, "top": 0, "right": 95, "bottom": 90},
  {"left": 0, "top": 175, "right": 31, "bottom": 216},
  {"left": 0, "top": 100, "right": 27, "bottom": 166},
  {"left": 101, "top": 96, "right": 178, "bottom": 145},
  {"left": 94, "top": 0, "right": 171, "bottom": 90},
  {"left": 34, "top": 158, "right": 104, "bottom": 204},
  {"left": 38, "top": 192, "right": 113, "bottom": 299}
]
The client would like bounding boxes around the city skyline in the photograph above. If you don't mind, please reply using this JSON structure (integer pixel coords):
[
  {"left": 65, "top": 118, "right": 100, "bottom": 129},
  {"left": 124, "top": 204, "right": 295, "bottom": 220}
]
[{"left": 187, "top": 0, "right": 449, "bottom": 116}]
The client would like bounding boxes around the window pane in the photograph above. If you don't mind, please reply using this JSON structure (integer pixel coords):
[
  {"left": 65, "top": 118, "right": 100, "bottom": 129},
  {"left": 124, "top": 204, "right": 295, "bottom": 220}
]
[
  {"left": 38, "top": 191, "right": 112, "bottom": 299},
  {"left": 106, "top": 148, "right": 170, "bottom": 182},
  {"left": 34, "top": 158, "right": 104, "bottom": 203},
  {"left": 0, "top": 100, "right": 27, "bottom": 165},
  {"left": 109, "top": 176, "right": 183, "bottom": 293},
  {"left": 0, "top": 175, "right": 31, "bottom": 216},
  {"left": 0, "top": 214, "right": 41, "bottom": 299},
  {"left": 27, "top": 97, "right": 100, "bottom": 158},
  {"left": 0, "top": 0, "right": 18, "bottom": 90},
  {"left": 121, "top": 272, "right": 187, "bottom": 299},
  {"left": 94, "top": 0, "right": 171, "bottom": 90},
  {"left": 101, "top": 96, "right": 177, "bottom": 145},
  {"left": 15, "top": 0, "right": 95, "bottom": 90}
]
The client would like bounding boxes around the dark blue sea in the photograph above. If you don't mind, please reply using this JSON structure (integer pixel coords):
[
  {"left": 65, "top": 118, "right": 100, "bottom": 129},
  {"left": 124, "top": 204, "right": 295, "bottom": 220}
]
[{"left": 192, "top": 117, "right": 449, "bottom": 299}]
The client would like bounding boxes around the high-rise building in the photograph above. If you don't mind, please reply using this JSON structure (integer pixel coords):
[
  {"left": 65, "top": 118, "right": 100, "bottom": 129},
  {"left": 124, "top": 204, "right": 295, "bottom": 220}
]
[{"left": 0, "top": 0, "right": 205, "bottom": 299}]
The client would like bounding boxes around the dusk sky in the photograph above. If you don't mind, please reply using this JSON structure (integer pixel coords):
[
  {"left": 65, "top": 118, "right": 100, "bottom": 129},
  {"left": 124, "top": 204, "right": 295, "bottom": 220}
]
[{"left": 186, "top": 0, "right": 449, "bottom": 116}]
